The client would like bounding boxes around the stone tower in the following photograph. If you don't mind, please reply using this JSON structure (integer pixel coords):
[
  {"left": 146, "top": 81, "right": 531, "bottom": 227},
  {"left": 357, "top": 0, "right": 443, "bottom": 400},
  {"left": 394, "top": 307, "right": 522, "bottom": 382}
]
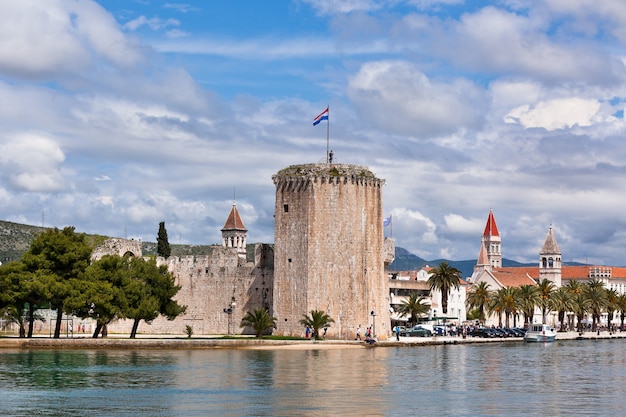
[
  {"left": 272, "top": 163, "right": 390, "bottom": 340},
  {"left": 482, "top": 209, "right": 502, "bottom": 268},
  {"left": 539, "top": 225, "right": 562, "bottom": 286},
  {"left": 221, "top": 202, "right": 247, "bottom": 258}
]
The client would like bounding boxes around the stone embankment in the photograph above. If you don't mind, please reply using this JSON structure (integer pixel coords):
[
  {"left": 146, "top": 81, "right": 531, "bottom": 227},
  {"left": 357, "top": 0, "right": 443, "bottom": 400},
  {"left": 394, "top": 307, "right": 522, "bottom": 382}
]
[{"left": 0, "top": 331, "right": 623, "bottom": 350}]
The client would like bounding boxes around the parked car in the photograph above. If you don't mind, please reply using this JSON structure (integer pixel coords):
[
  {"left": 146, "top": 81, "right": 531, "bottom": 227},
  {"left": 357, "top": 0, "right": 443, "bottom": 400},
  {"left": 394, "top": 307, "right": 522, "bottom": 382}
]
[
  {"left": 400, "top": 325, "right": 433, "bottom": 337},
  {"left": 469, "top": 328, "right": 496, "bottom": 338}
]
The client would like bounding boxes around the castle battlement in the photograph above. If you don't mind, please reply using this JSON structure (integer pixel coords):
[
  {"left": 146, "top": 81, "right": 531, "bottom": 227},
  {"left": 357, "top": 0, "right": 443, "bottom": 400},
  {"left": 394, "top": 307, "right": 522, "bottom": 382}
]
[{"left": 273, "top": 163, "right": 385, "bottom": 188}]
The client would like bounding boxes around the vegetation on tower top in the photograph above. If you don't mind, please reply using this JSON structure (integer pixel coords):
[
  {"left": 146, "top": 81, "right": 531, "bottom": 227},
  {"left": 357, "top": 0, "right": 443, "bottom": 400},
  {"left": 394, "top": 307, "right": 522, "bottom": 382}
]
[{"left": 275, "top": 163, "right": 377, "bottom": 179}]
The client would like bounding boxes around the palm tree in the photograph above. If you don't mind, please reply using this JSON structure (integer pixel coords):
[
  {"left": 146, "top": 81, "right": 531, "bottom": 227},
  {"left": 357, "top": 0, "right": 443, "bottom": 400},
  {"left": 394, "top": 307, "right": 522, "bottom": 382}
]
[
  {"left": 516, "top": 284, "right": 540, "bottom": 326},
  {"left": 605, "top": 289, "right": 619, "bottom": 332},
  {"left": 584, "top": 279, "right": 606, "bottom": 332},
  {"left": 396, "top": 292, "right": 430, "bottom": 326},
  {"left": 618, "top": 293, "right": 626, "bottom": 330},
  {"left": 536, "top": 279, "right": 556, "bottom": 324},
  {"left": 572, "top": 292, "right": 590, "bottom": 333},
  {"left": 550, "top": 287, "right": 574, "bottom": 332},
  {"left": 489, "top": 287, "right": 517, "bottom": 328},
  {"left": 240, "top": 308, "right": 277, "bottom": 338},
  {"left": 466, "top": 282, "right": 491, "bottom": 323},
  {"left": 427, "top": 262, "right": 462, "bottom": 314},
  {"left": 299, "top": 310, "right": 335, "bottom": 340},
  {"left": 566, "top": 280, "right": 584, "bottom": 330}
]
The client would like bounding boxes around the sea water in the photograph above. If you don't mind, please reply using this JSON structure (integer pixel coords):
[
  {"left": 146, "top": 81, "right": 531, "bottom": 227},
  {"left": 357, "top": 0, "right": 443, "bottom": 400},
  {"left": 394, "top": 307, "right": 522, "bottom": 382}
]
[{"left": 0, "top": 339, "right": 623, "bottom": 416}]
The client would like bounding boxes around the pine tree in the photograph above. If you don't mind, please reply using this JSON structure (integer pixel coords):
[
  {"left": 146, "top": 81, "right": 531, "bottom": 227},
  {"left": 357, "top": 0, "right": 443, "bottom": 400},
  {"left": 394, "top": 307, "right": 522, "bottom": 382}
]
[{"left": 157, "top": 222, "right": 171, "bottom": 258}]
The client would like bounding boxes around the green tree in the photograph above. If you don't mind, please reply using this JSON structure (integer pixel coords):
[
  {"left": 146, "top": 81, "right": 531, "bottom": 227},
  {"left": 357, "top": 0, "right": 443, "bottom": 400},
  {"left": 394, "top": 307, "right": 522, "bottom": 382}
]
[
  {"left": 618, "top": 294, "right": 626, "bottom": 330},
  {"left": 550, "top": 286, "right": 574, "bottom": 332},
  {"left": 21, "top": 227, "right": 92, "bottom": 338},
  {"left": 240, "top": 308, "right": 277, "bottom": 337},
  {"left": 489, "top": 287, "right": 517, "bottom": 328},
  {"left": 566, "top": 281, "right": 584, "bottom": 330},
  {"left": 299, "top": 309, "right": 334, "bottom": 340},
  {"left": 605, "top": 289, "right": 619, "bottom": 332},
  {"left": 157, "top": 222, "right": 171, "bottom": 258},
  {"left": 536, "top": 279, "right": 556, "bottom": 324},
  {"left": 397, "top": 292, "right": 430, "bottom": 326},
  {"left": 572, "top": 292, "right": 590, "bottom": 333},
  {"left": 516, "top": 284, "right": 540, "bottom": 326},
  {"left": 584, "top": 279, "right": 606, "bottom": 332},
  {"left": 124, "top": 257, "right": 186, "bottom": 338},
  {"left": 70, "top": 254, "right": 128, "bottom": 338},
  {"left": 427, "top": 262, "right": 462, "bottom": 314},
  {"left": 465, "top": 281, "right": 491, "bottom": 323}
]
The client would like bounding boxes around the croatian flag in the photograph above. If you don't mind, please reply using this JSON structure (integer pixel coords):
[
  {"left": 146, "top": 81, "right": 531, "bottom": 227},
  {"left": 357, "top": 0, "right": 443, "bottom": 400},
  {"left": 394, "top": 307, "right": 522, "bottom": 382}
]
[
  {"left": 313, "top": 107, "right": 329, "bottom": 126},
  {"left": 383, "top": 216, "right": 392, "bottom": 227}
]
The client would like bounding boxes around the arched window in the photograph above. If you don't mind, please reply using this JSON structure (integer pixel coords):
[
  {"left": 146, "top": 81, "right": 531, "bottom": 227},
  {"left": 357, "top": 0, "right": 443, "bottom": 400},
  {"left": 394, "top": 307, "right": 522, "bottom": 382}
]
[
  {"left": 548, "top": 257, "right": 554, "bottom": 267},
  {"left": 542, "top": 257, "right": 547, "bottom": 268}
]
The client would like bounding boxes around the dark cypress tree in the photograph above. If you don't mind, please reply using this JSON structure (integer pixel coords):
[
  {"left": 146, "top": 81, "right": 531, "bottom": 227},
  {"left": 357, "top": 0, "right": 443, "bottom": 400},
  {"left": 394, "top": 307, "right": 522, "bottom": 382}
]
[{"left": 157, "top": 222, "right": 171, "bottom": 258}]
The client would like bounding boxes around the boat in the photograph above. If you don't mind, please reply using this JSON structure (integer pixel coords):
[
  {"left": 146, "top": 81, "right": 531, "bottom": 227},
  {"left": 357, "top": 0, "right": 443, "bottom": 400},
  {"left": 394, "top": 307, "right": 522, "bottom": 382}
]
[{"left": 524, "top": 323, "right": 557, "bottom": 343}]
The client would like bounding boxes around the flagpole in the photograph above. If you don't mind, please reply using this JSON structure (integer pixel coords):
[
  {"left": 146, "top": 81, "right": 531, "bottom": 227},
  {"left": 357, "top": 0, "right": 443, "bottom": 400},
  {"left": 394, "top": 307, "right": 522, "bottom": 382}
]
[
  {"left": 326, "top": 104, "right": 330, "bottom": 164},
  {"left": 390, "top": 214, "right": 393, "bottom": 238}
]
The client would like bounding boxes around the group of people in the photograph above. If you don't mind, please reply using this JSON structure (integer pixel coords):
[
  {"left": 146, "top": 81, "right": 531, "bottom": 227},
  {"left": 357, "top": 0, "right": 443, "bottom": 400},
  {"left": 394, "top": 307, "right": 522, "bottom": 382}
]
[{"left": 355, "top": 325, "right": 375, "bottom": 344}]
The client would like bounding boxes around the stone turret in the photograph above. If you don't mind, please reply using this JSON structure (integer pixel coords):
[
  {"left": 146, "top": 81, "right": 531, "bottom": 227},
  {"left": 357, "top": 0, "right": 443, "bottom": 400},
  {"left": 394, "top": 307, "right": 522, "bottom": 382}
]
[
  {"left": 272, "top": 163, "right": 390, "bottom": 339},
  {"left": 221, "top": 202, "right": 247, "bottom": 258},
  {"left": 539, "top": 225, "right": 562, "bottom": 286}
]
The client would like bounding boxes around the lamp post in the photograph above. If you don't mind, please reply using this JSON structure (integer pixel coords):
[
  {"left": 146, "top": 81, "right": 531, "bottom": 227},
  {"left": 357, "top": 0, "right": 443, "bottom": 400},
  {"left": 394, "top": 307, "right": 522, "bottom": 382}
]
[
  {"left": 370, "top": 310, "right": 376, "bottom": 338},
  {"left": 231, "top": 300, "right": 236, "bottom": 335},
  {"left": 223, "top": 307, "right": 232, "bottom": 335}
]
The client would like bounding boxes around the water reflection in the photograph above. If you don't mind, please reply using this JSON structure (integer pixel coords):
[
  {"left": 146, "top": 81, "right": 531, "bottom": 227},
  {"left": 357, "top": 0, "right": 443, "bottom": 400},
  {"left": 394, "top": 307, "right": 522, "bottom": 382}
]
[{"left": 1, "top": 341, "right": 626, "bottom": 416}]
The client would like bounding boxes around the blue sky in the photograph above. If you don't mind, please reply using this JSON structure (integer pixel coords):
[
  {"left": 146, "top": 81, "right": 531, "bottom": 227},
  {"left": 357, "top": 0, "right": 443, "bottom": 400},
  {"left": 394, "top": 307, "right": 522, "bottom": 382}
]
[{"left": 1, "top": 0, "right": 626, "bottom": 270}]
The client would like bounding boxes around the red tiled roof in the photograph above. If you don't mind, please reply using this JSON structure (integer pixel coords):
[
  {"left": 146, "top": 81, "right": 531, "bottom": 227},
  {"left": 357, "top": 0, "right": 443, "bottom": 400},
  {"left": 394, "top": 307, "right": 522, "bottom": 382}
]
[
  {"left": 562, "top": 266, "right": 626, "bottom": 280},
  {"left": 483, "top": 209, "right": 500, "bottom": 237},
  {"left": 221, "top": 203, "right": 247, "bottom": 231},
  {"left": 491, "top": 268, "right": 537, "bottom": 287}
]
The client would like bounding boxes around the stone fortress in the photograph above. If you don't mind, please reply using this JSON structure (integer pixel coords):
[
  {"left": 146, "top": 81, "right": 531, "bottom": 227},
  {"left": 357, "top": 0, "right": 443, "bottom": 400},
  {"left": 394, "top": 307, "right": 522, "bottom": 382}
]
[{"left": 105, "top": 162, "right": 395, "bottom": 339}]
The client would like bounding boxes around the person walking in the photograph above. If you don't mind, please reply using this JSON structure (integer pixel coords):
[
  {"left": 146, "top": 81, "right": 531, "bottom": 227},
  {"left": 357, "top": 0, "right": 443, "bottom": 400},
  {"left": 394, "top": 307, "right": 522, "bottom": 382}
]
[
  {"left": 395, "top": 326, "right": 400, "bottom": 341},
  {"left": 355, "top": 325, "right": 362, "bottom": 340}
]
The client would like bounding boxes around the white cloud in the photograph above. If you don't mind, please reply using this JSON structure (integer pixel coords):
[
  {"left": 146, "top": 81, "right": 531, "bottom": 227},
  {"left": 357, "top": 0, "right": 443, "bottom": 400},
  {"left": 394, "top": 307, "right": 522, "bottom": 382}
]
[
  {"left": 347, "top": 60, "right": 487, "bottom": 137},
  {"left": 505, "top": 97, "right": 602, "bottom": 130},
  {"left": 0, "top": 133, "right": 65, "bottom": 192},
  {"left": 0, "top": 0, "right": 142, "bottom": 79}
]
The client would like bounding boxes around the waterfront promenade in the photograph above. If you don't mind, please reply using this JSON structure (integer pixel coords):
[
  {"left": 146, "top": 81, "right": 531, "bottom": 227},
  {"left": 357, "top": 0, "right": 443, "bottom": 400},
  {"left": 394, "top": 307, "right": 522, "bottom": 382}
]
[{"left": 0, "top": 330, "right": 624, "bottom": 350}]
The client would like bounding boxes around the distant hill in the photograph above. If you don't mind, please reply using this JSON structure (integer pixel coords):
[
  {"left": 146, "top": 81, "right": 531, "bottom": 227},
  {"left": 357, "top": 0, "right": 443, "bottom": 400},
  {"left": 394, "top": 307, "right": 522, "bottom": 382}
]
[
  {"left": 0, "top": 220, "right": 46, "bottom": 263},
  {"left": 0, "top": 220, "right": 216, "bottom": 263}
]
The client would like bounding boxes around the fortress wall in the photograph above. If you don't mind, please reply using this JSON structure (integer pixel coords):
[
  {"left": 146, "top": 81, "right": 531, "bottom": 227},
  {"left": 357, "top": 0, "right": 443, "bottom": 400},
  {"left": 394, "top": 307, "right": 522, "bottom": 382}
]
[{"left": 106, "top": 244, "right": 274, "bottom": 336}]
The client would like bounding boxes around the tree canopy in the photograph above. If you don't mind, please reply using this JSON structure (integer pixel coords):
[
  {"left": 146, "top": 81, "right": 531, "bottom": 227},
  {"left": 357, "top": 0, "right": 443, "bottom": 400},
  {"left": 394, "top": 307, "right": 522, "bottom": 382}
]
[
  {"left": 21, "top": 227, "right": 93, "bottom": 338},
  {"left": 427, "top": 262, "right": 461, "bottom": 314},
  {"left": 299, "top": 310, "right": 334, "bottom": 340},
  {"left": 240, "top": 308, "right": 277, "bottom": 337}
]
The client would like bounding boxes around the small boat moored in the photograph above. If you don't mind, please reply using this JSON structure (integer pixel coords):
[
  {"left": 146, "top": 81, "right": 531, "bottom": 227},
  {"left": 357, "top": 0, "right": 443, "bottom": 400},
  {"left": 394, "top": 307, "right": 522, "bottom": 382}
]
[{"left": 524, "top": 323, "right": 557, "bottom": 343}]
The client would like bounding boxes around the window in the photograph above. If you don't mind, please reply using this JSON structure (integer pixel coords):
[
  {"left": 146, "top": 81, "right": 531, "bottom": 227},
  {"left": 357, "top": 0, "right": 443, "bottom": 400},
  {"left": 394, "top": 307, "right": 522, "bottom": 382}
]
[{"left": 283, "top": 204, "right": 289, "bottom": 212}]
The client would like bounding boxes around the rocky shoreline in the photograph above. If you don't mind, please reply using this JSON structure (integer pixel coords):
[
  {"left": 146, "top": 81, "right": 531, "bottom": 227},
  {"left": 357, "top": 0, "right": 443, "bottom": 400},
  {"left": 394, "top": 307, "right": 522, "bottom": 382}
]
[{"left": 0, "top": 330, "right": 624, "bottom": 350}]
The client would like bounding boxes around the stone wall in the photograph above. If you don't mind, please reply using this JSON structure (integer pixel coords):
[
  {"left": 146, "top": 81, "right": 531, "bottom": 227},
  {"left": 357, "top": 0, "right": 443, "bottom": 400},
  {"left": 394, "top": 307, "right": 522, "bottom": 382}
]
[
  {"left": 91, "top": 238, "right": 142, "bottom": 260},
  {"left": 106, "top": 244, "right": 274, "bottom": 336}
]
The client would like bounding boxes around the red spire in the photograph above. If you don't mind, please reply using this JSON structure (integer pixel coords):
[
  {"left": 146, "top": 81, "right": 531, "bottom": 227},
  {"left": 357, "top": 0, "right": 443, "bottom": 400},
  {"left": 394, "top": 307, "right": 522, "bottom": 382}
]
[
  {"left": 482, "top": 209, "right": 500, "bottom": 237},
  {"left": 221, "top": 202, "right": 247, "bottom": 231}
]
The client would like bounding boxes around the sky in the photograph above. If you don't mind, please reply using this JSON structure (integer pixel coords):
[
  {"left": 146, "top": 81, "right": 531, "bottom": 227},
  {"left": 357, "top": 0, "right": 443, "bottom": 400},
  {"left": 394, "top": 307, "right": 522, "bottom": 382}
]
[{"left": 1, "top": 0, "right": 626, "bottom": 267}]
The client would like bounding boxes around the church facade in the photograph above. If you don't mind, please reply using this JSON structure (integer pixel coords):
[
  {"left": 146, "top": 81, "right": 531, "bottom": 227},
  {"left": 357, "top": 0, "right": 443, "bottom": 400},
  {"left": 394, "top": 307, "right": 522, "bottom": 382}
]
[{"left": 469, "top": 209, "right": 626, "bottom": 327}]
